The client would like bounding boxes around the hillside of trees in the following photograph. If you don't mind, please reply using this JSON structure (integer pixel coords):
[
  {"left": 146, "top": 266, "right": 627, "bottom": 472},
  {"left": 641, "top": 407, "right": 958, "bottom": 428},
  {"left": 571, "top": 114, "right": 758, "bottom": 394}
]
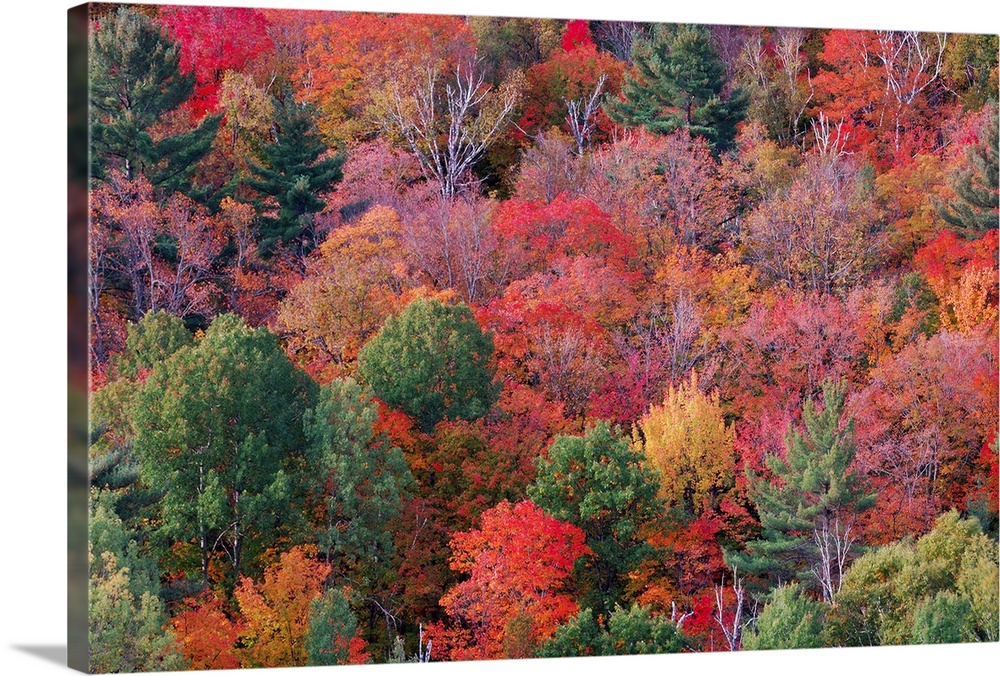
[{"left": 86, "top": 5, "right": 999, "bottom": 670}]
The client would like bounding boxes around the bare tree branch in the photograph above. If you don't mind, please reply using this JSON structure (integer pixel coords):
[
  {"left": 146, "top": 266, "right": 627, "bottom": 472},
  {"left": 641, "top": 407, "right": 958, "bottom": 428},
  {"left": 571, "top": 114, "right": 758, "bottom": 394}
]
[
  {"left": 565, "top": 74, "right": 607, "bottom": 156},
  {"left": 381, "top": 60, "right": 522, "bottom": 197},
  {"left": 714, "top": 566, "right": 746, "bottom": 651}
]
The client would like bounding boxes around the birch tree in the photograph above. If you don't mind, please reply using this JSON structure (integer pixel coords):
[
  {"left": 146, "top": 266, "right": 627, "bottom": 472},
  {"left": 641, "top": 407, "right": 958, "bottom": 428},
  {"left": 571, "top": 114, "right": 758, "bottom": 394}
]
[{"left": 379, "top": 60, "right": 523, "bottom": 197}]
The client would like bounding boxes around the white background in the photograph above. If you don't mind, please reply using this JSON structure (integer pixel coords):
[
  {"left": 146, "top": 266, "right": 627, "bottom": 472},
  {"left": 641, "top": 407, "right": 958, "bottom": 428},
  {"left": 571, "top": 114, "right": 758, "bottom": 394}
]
[{"left": 2, "top": 1, "right": 998, "bottom": 675}]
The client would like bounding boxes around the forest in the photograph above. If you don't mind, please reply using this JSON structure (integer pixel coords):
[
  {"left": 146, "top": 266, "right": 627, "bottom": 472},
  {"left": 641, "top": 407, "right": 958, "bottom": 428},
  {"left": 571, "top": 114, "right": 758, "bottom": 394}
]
[{"left": 84, "top": 3, "right": 999, "bottom": 671}]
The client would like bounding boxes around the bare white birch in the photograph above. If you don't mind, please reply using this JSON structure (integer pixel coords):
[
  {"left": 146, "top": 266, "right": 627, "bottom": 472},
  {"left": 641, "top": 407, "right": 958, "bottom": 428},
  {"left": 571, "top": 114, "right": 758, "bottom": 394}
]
[
  {"left": 811, "top": 514, "right": 858, "bottom": 604},
  {"left": 565, "top": 73, "right": 607, "bottom": 156},
  {"left": 381, "top": 60, "right": 523, "bottom": 198},
  {"left": 714, "top": 566, "right": 747, "bottom": 651}
]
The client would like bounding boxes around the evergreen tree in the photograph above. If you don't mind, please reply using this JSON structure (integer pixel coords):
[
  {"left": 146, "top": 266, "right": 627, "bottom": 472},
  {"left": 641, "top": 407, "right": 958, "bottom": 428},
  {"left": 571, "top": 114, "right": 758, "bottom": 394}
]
[
  {"left": 246, "top": 96, "right": 345, "bottom": 256},
  {"left": 357, "top": 297, "right": 497, "bottom": 432},
  {"left": 535, "top": 608, "right": 612, "bottom": 657},
  {"left": 89, "top": 440, "right": 164, "bottom": 526},
  {"left": 727, "top": 379, "right": 876, "bottom": 602},
  {"left": 608, "top": 24, "right": 748, "bottom": 153},
  {"left": 936, "top": 103, "right": 999, "bottom": 236},
  {"left": 528, "top": 422, "right": 661, "bottom": 617},
  {"left": 89, "top": 7, "right": 221, "bottom": 199},
  {"left": 537, "top": 605, "right": 687, "bottom": 657},
  {"left": 307, "top": 588, "right": 361, "bottom": 666}
]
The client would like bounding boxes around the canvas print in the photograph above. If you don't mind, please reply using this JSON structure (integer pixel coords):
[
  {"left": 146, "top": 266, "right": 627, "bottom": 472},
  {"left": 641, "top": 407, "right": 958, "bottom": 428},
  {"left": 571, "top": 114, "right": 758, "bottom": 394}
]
[{"left": 72, "top": 1, "right": 999, "bottom": 672}]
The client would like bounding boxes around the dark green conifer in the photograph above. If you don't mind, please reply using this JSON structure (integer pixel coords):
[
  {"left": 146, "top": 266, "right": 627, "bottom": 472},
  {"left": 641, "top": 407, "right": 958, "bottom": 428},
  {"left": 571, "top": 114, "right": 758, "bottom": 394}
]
[
  {"left": 246, "top": 96, "right": 345, "bottom": 256},
  {"left": 727, "top": 379, "right": 876, "bottom": 602},
  {"left": 89, "top": 7, "right": 221, "bottom": 199},
  {"left": 528, "top": 422, "right": 661, "bottom": 617},
  {"left": 608, "top": 24, "right": 748, "bottom": 153},
  {"left": 537, "top": 605, "right": 687, "bottom": 657},
  {"left": 936, "top": 103, "right": 999, "bottom": 236}
]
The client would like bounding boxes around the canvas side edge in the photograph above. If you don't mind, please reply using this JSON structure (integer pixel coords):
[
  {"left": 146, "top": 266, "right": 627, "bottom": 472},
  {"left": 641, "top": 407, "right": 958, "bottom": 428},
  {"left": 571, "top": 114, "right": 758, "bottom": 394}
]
[{"left": 68, "top": 3, "right": 92, "bottom": 673}]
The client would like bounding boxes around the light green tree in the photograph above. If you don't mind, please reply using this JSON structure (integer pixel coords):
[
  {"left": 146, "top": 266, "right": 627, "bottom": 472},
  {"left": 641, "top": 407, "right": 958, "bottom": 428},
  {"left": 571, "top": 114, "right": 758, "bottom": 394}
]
[
  {"left": 113, "top": 310, "right": 193, "bottom": 380},
  {"left": 88, "top": 493, "right": 185, "bottom": 672},
  {"left": 742, "top": 583, "right": 826, "bottom": 650},
  {"left": 90, "top": 312, "right": 192, "bottom": 525},
  {"left": 824, "top": 511, "right": 999, "bottom": 646},
  {"left": 911, "top": 592, "right": 975, "bottom": 644},
  {"left": 821, "top": 541, "right": 913, "bottom": 647}
]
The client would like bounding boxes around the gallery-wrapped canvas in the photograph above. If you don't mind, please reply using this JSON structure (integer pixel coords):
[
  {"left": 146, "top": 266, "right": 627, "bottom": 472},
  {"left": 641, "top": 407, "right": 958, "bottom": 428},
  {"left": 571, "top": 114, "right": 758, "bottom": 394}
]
[{"left": 68, "top": 1, "right": 999, "bottom": 673}]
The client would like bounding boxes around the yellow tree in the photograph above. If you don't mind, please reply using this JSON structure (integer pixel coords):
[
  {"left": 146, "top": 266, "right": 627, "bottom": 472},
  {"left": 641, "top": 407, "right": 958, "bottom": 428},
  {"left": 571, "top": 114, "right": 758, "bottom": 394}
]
[
  {"left": 939, "top": 265, "right": 999, "bottom": 334},
  {"left": 636, "top": 371, "right": 736, "bottom": 517}
]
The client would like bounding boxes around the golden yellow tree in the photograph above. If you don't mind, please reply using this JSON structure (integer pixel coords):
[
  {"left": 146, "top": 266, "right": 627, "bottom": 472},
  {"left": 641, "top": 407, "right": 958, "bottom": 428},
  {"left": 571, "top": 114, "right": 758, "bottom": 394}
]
[
  {"left": 636, "top": 371, "right": 735, "bottom": 516},
  {"left": 939, "top": 265, "right": 999, "bottom": 334}
]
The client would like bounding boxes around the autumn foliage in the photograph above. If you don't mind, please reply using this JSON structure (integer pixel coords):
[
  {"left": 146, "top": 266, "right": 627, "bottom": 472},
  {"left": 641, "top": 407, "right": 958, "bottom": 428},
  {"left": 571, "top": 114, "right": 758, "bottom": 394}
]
[
  {"left": 439, "top": 500, "right": 590, "bottom": 659},
  {"left": 86, "top": 6, "right": 997, "bottom": 670},
  {"left": 234, "top": 546, "right": 331, "bottom": 668}
]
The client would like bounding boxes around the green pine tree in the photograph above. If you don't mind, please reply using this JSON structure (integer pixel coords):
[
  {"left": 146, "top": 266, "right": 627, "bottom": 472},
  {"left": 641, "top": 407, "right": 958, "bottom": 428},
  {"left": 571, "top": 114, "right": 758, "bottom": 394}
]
[
  {"left": 936, "top": 103, "right": 999, "bottom": 236},
  {"left": 246, "top": 96, "right": 345, "bottom": 256},
  {"left": 89, "top": 440, "right": 165, "bottom": 526},
  {"left": 537, "top": 605, "right": 687, "bottom": 657},
  {"left": 727, "top": 379, "right": 876, "bottom": 603},
  {"left": 89, "top": 7, "right": 221, "bottom": 200},
  {"left": 608, "top": 24, "right": 748, "bottom": 154},
  {"left": 307, "top": 588, "right": 361, "bottom": 666}
]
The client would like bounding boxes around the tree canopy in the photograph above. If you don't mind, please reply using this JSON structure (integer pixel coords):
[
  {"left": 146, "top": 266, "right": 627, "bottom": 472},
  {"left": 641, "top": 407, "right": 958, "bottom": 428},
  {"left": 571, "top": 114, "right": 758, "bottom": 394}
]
[
  {"left": 529, "top": 422, "right": 662, "bottom": 616},
  {"left": 82, "top": 7, "right": 999, "bottom": 668},
  {"left": 130, "top": 313, "right": 317, "bottom": 586},
  {"left": 358, "top": 296, "right": 497, "bottom": 432}
]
